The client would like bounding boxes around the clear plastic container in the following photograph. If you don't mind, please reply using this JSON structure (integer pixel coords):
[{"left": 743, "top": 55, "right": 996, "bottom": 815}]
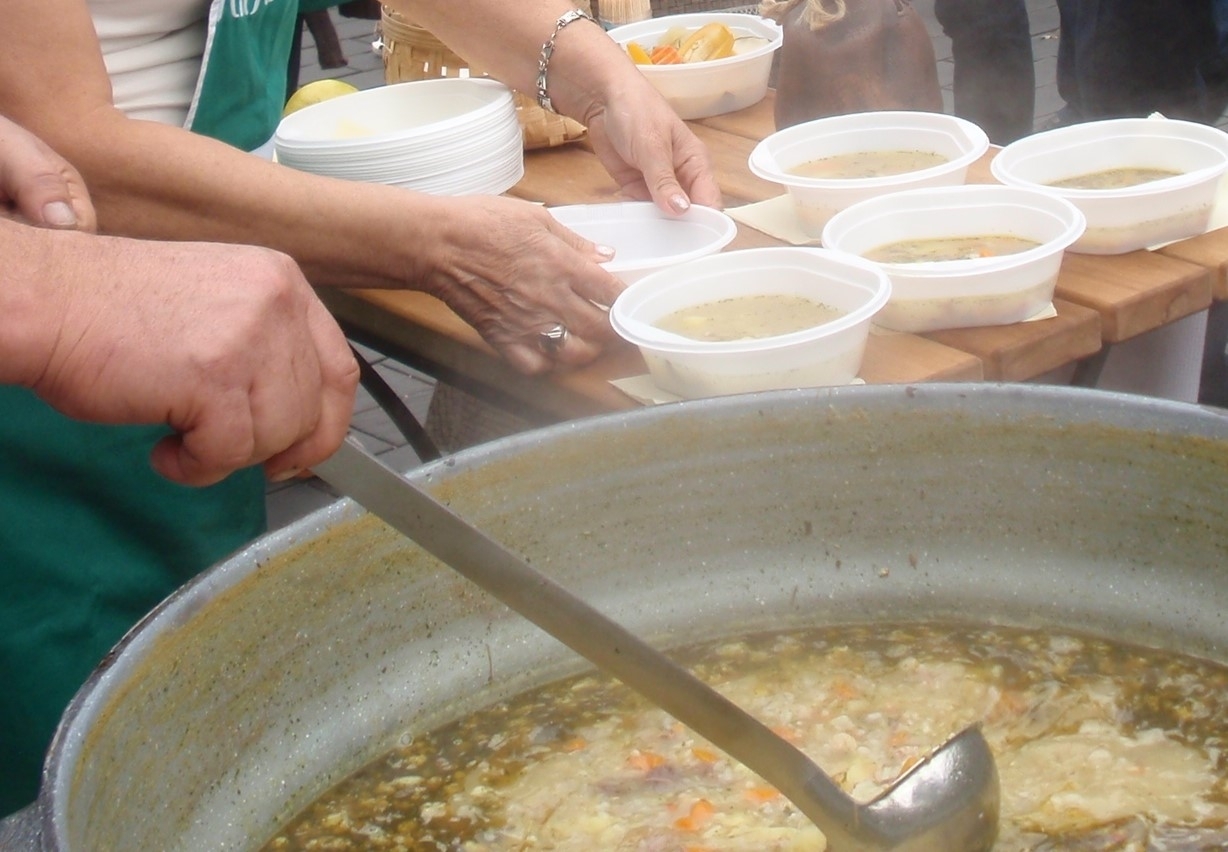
[
  {"left": 821, "top": 185, "right": 1086, "bottom": 333},
  {"left": 609, "top": 247, "right": 890, "bottom": 398},
  {"left": 606, "top": 13, "right": 783, "bottom": 120}
]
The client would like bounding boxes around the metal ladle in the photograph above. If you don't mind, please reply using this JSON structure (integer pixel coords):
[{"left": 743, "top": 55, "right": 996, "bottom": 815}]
[{"left": 312, "top": 437, "right": 1000, "bottom": 851}]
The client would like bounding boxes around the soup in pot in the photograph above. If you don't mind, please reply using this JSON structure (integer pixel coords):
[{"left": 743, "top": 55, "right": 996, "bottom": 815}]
[{"left": 259, "top": 623, "right": 1228, "bottom": 852}]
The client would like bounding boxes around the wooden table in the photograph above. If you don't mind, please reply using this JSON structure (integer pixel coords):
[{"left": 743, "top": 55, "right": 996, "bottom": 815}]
[{"left": 319, "top": 91, "right": 1221, "bottom": 426}]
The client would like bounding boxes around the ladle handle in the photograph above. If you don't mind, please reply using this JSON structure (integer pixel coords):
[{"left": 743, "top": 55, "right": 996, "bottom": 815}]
[{"left": 313, "top": 438, "right": 866, "bottom": 842}]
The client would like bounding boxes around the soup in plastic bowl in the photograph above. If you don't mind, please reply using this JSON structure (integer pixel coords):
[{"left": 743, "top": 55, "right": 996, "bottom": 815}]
[
  {"left": 547, "top": 202, "right": 737, "bottom": 284},
  {"left": 990, "top": 117, "right": 1228, "bottom": 254},
  {"left": 607, "top": 13, "right": 783, "bottom": 120},
  {"left": 609, "top": 246, "right": 890, "bottom": 398},
  {"left": 822, "top": 185, "right": 1086, "bottom": 333},
  {"left": 748, "top": 111, "right": 990, "bottom": 238}
]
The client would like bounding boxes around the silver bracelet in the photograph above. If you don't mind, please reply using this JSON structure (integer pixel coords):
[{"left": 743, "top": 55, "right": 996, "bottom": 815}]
[{"left": 536, "top": 8, "right": 597, "bottom": 113}]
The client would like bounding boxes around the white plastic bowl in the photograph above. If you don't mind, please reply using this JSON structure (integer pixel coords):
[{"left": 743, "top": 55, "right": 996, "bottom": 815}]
[
  {"left": 822, "top": 184, "right": 1086, "bottom": 333},
  {"left": 273, "top": 78, "right": 524, "bottom": 195},
  {"left": 990, "top": 117, "right": 1228, "bottom": 255},
  {"left": 547, "top": 202, "right": 737, "bottom": 284},
  {"left": 606, "top": 13, "right": 783, "bottom": 120},
  {"left": 749, "top": 111, "right": 991, "bottom": 237},
  {"left": 609, "top": 247, "right": 891, "bottom": 398},
  {"left": 275, "top": 78, "right": 512, "bottom": 148}
]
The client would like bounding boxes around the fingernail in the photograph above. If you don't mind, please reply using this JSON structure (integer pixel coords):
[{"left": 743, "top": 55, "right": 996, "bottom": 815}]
[
  {"left": 595, "top": 244, "right": 616, "bottom": 259},
  {"left": 669, "top": 194, "right": 690, "bottom": 214},
  {"left": 42, "top": 201, "right": 78, "bottom": 228},
  {"left": 270, "top": 466, "right": 304, "bottom": 483}
]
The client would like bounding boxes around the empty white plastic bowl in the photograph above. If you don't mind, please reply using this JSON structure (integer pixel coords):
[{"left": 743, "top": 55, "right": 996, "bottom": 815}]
[
  {"left": 610, "top": 246, "right": 891, "bottom": 398},
  {"left": 607, "top": 13, "right": 783, "bottom": 120},
  {"left": 548, "top": 202, "right": 737, "bottom": 284},
  {"left": 822, "top": 184, "right": 1086, "bottom": 333},
  {"left": 749, "top": 111, "right": 990, "bottom": 238},
  {"left": 990, "top": 116, "right": 1228, "bottom": 254}
]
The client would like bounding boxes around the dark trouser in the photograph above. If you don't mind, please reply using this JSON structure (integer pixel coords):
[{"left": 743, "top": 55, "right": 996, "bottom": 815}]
[
  {"left": 1055, "top": 0, "right": 1226, "bottom": 123},
  {"left": 934, "top": 0, "right": 1036, "bottom": 144}
]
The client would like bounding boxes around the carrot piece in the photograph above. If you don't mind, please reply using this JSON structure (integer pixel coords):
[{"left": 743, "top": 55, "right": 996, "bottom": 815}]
[
  {"left": 691, "top": 746, "right": 719, "bottom": 764},
  {"left": 887, "top": 729, "right": 911, "bottom": 748},
  {"left": 626, "top": 41, "right": 652, "bottom": 65},
  {"left": 743, "top": 786, "right": 781, "bottom": 803},
  {"left": 562, "top": 737, "right": 588, "bottom": 752},
  {"left": 627, "top": 750, "right": 667, "bottom": 771},
  {"left": 674, "top": 798, "right": 716, "bottom": 831},
  {"left": 771, "top": 725, "right": 801, "bottom": 744},
  {"left": 831, "top": 679, "right": 860, "bottom": 700},
  {"left": 650, "top": 44, "right": 684, "bottom": 65}
]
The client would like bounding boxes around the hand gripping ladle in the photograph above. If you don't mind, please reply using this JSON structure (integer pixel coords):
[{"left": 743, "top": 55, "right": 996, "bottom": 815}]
[{"left": 313, "top": 437, "right": 1000, "bottom": 851}]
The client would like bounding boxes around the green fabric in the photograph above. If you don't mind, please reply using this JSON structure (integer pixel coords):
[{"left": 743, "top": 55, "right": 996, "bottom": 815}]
[
  {"left": 298, "top": 0, "right": 343, "bottom": 14},
  {"left": 0, "top": 390, "right": 265, "bottom": 814},
  {"left": 0, "top": 0, "right": 298, "bottom": 816},
  {"left": 188, "top": 0, "right": 300, "bottom": 151}
]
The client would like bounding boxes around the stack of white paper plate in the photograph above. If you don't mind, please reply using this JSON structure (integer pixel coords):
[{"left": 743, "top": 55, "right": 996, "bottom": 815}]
[{"left": 274, "top": 78, "right": 524, "bottom": 196}]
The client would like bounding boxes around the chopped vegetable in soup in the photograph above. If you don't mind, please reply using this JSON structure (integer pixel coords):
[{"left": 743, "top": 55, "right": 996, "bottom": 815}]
[
  {"left": 864, "top": 234, "right": 1042, "bottom": 263},
  {"left": 1047, "top": 167, "right": 1183, "bottom": 189},
  {"left": 788, "top": 150, "right": 949, "bottom": 179},
  {"left": 260, "top": 624, "right": 1228, "bottom": 852},
  {"left": 654, "top": 294, "right": 843, "bottom": 342}
]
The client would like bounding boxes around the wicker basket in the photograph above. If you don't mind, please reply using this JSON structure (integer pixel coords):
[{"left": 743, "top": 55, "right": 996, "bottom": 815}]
[{"left": 379, "top": 6, "right": 589, "bottom": 150}]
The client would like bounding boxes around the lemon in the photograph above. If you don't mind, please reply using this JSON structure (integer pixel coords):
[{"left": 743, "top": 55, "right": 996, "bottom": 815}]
[{"left": 282, "top": 79, "right": 360, "bottom": 117}]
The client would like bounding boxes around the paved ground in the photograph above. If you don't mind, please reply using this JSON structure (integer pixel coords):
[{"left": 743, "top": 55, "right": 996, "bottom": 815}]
[{"left": 267, "top": 0, "right": 1072, "bottom": 530}]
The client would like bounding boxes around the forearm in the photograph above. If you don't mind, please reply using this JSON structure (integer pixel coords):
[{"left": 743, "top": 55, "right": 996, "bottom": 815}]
[
  {"left": 0, "top": 0, "right": 422, "bottom": 291},
  {"left": 2, "top": 106, "right": 442, "bottom": 291},
  {"left": 386, "top": 0, "right": 631, "bottom": 124},
  {"left": 0, "top": 221, "right": 80, "bottom": 387}
]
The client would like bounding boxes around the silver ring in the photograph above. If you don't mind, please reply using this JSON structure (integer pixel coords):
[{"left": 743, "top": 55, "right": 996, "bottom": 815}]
[{"left": 537, "top": 323, "right": 569, "bottom": 355}]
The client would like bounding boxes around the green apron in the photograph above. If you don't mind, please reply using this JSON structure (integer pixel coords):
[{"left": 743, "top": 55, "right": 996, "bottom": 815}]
[{"left": 0, "top": 0, "right": 299, "bottom": 816}]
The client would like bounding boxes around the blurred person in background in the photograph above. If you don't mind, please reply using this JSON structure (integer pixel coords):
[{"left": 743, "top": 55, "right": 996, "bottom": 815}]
[
  {"left": 934, "top": 0, "right": 1036, "bottom": 144},
  {"left": 1046, "top": 0, "right": 1228, "bottom": 406},
  {"left": 1051, "top": 0, "right": 1228, "bottom": 126}
]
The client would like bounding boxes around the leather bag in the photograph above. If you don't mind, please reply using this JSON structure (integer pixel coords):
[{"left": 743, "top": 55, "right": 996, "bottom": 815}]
[{"left": 763, "top": 0, "right": 944, "bottom": 130}]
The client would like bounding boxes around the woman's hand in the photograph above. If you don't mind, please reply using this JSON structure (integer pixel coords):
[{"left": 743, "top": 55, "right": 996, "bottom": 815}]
[
  {"left": 0, "top": 113, "right": 95, "bottom": 230},
  {"left": 407, "top": 194, "right": 626, "bottom": 374},
  {"left": 382, "top": 1, "right": 724, "bottom": 215},
  {"left": 580, "top": 76, "right": 724, "bottom": 215}
]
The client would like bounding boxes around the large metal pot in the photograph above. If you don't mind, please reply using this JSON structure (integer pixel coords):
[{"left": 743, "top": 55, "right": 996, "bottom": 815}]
[{"left": 4, "top": 384, "right": 1228, "bottom": 851}]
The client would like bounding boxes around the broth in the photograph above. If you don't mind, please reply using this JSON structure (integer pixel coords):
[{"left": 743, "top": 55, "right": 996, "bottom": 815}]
[
  {"left": 1047, "top": 167, "right": 1183, "bottom": 190},
  {"left": 864, "top": 234, "right": 1041, "bottom": 263},
  {"left": 788, "top": 150, "right": 949, "bottom": 179},
  {"left": 261, "top": 624, "right": 1228, "bottom": 852},
  {"left": 654, "top": 294, "right": 843, "bottom": 342}
]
